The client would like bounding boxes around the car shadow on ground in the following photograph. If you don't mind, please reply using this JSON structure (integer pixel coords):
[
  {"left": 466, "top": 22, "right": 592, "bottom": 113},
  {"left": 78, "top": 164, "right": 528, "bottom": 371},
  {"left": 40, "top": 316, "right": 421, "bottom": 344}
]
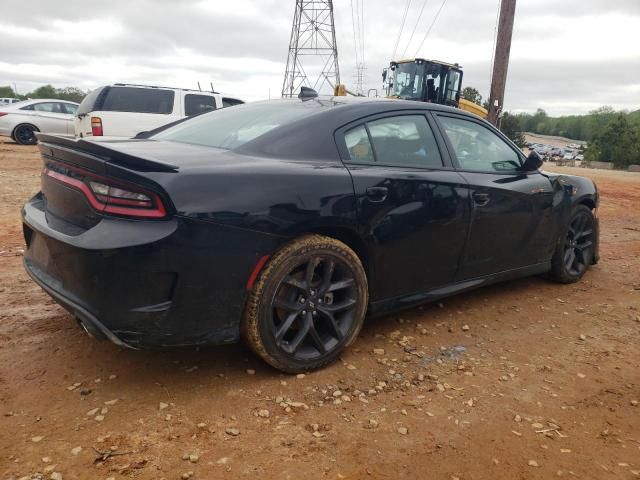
[{"left": 67, "top": 273, "right": 556, "bottom": 391}]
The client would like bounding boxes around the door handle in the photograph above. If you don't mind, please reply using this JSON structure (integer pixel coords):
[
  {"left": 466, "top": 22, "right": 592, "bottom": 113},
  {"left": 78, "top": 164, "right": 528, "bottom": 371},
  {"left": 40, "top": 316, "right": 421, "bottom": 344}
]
[
  {"left": 366, "top": 186, "right": 388, "bottom": 203},
  {"left": 472, "top": 192, "right": 490, "bottom": 207}
]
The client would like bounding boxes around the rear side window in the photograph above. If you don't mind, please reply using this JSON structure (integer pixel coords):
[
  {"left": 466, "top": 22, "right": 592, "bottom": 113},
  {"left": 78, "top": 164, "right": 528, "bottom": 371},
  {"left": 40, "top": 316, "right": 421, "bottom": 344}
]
[
  {"left": 344, "top": 115, "right": 443, "bottom": 168},
  {"left": 62, "top": 103, "right": 78, "bottom": 115},
  {"left": 185, "top": 94, "right": 216, "bottom": 116},
  {"left": 345, "top": 126, "right": 374, "bottom": 163},
  {"left": 101, "top": 87, "right": 175, "bottom": 114}
]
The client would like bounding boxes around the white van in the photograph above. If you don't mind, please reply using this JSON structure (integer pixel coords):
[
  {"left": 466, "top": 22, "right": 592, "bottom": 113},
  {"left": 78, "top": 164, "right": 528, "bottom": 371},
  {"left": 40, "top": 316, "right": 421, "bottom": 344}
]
[{"left": 74, "top": 84, "right": 244, "bottom": 139}]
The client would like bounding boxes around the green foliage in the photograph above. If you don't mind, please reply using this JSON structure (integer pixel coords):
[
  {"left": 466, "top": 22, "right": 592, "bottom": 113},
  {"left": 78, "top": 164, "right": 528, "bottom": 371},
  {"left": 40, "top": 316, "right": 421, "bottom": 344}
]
[
  {"left": 29, "top": 84, "right": 58, "bottom": 99},
  {"left": 500, "top": 112, "right": 525, "bottom": 147},
  {"left": 0, "top": 85, "right": 17, "bottom": 98},
  {"left": 504, "top": 106, "right": 640, "bottom": 168},
  {"left": 462, "top": 87, "right": 482, "bottom": 106},
  {"left": 0, "top": 84, "right": 88, "bottom": 102},
  {"left": 587, "top": 114, "right": 640, "bottom": 168}
]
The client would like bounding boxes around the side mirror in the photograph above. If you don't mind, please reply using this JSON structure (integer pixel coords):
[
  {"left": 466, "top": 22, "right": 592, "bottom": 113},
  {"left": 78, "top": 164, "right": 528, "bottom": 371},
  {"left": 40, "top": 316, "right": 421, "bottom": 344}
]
[{"left": 522, "top": 150, "right": 543, "bottom": 172}]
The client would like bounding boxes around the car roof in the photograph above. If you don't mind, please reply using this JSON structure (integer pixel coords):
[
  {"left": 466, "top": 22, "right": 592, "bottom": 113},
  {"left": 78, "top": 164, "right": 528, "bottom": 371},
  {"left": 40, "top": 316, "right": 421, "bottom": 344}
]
[
  {"left": 110, "top": 83, "right": 218, "bottom": 94},
  {"left": 235, "top": 96, "right": 484, "bottom": 160}
]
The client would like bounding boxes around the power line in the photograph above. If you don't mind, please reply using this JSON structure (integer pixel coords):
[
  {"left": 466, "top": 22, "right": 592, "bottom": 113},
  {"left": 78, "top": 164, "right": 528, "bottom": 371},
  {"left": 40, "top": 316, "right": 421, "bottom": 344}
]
[
  {"left": 350, "top": 0, "right": 361, "bottom": 65},
  {"left": 413, "top": 0, "right": 449, "bottom": 57},
  {"left": 391, "top": 0, "right": 412, "bottom": 60},
  {"left": 401, "top": 0, "right": 429, "bottom": 59},
  {"left": 359, "top": 0, "right": 365, "bottom": 63}
]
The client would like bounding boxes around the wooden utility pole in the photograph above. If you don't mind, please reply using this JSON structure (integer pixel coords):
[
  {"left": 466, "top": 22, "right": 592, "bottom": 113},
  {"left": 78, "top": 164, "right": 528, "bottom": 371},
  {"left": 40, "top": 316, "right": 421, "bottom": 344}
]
[{"left": 487, "top": 0, "right": 517, "bottom": 126}]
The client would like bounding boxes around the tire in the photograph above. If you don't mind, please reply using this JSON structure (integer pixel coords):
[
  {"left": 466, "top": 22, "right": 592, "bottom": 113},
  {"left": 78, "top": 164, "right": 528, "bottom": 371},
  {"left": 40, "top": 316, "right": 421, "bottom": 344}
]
[
  {"left": 549, "top": 205, "right": 596, "bottom": 283},
  {"left": 242, "top": 234, "right": 368, "bottom": 373},
  {"left": 13, "top": 124, "right": 39, "bottom": 145}
]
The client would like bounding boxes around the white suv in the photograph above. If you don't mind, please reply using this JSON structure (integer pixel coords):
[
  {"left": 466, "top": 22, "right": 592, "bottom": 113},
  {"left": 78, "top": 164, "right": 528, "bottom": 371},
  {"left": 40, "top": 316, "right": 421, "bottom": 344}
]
[{"left": 74, "top": 84, "right": 244, "bottom": 139}]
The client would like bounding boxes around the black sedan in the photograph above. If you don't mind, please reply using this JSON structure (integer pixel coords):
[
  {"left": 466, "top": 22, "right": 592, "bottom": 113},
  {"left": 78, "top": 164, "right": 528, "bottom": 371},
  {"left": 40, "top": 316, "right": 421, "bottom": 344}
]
[{"left": 22, "top": 97, "right": 599, "bottom": 372}]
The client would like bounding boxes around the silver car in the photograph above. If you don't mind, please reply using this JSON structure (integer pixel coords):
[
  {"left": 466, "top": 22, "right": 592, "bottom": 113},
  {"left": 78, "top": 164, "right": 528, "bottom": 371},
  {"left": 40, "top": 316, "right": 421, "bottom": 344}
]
[{"left": 0, "top": 99, "right": 79, "bottom": 145}]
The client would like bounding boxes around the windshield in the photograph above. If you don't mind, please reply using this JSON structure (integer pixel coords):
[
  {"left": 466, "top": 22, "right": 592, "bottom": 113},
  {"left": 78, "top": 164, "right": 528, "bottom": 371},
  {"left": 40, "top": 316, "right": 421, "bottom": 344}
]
[
  {"left": 152, "top": 101, "right": 317, "bottom": 150},
  {"left": 390, "top": 63, "right": 425, "bottom": 100}
]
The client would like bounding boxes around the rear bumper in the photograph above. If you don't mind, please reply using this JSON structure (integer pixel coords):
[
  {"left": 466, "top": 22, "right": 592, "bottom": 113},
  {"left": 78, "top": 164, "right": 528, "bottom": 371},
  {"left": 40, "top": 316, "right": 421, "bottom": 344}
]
[
  {"left": 22, "top": 195, "right": 283, "bottom": 348},
  {"left": 23, "top": 258, "right": 132, "bottom": 348}
]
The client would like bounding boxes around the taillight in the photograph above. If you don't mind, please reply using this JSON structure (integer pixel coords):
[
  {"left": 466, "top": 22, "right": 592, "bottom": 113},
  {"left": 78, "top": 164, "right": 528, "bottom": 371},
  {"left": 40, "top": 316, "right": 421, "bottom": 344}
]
[
  {"left": 44, "top": 166, "right": 167, "bottom": 218},
  {"left": 91, "top": 117, "right": 103, "bottom": 136},
  {"left": 0, "top": 112, "right": 8, "bottom": 117}
]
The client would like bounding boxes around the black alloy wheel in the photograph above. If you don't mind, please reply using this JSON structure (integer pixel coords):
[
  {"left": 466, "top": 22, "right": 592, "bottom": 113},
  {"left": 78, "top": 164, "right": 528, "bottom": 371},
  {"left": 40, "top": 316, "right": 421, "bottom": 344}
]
[
  {"left": 563, "top": 210, "right": 595, "bottom": 276},
  {"left": 14, "top": 124, "right": 38, "bottom": 145},
  {"left": 550, "top": 205, "right": 596, "bottom": 283},
  {"left": 271, "top": 255, "right": 357, "bottom": 360},
  {"left": 242, "top": 235, "right": 368, "bottom": 373}
]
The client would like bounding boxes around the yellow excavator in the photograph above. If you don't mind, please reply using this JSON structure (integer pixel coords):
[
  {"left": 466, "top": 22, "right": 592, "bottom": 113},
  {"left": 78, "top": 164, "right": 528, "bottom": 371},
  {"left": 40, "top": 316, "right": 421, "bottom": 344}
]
[{"left": 335, "top": 58, "right": 488, "bottom": 119}]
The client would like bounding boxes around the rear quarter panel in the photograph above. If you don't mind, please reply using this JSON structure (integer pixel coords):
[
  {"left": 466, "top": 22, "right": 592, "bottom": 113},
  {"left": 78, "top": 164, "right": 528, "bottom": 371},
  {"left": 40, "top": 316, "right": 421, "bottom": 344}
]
[{"left": 152, "top": 153, "right": 359, "bottom": 239}]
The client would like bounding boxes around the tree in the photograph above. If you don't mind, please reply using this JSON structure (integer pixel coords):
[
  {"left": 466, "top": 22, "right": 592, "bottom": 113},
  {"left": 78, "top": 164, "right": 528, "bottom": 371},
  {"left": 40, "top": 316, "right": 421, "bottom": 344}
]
[
  {"left": 0, "top": 86, "right": 16, "bottom": 98},
  {"left": 500, "top": 112, "right": 525, "bottom": 147},
  {"left": 21, "top": 84, "right": 87, "bottom": 103},
  {"left": 29, "top": 85, "right": 58, "bottom": 99},
  {"left": 588, "top": 114, "right": 640, "bottom": 168},
  {"left": 462, "top": 87, "right": 483, "bottom": 106},
  {"left": 56, "top": 87, "right": 87, "bottom": 103}
]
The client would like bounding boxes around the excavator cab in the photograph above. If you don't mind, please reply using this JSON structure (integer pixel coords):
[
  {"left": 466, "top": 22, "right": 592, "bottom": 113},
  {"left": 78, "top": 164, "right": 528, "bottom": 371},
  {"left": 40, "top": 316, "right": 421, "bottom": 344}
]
[
  {"left": 383, "top": 58, "right": 487, "bottom": 118},
  {"left": 385, "top": 59, "right": 462, "bottom": 106}
]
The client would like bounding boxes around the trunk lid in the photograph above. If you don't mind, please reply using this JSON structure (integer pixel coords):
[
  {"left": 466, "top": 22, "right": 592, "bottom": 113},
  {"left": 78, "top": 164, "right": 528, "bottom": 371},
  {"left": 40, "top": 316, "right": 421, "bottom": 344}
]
[{"left": 36, "top": 133, "right": 178, "bottom": 232}]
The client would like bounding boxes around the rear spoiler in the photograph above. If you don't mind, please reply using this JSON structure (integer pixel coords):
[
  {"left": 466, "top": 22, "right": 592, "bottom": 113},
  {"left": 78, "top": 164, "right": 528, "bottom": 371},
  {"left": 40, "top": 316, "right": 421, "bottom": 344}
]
[{"left": 35, "top": 133, "right": 179, "bottom": 173}]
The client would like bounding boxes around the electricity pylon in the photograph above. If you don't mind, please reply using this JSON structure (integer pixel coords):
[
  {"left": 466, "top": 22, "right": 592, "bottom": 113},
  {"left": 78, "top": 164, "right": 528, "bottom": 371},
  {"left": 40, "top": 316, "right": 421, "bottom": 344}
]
[{"left": 282, "top": 0, "right": 341, "bottom": 97}]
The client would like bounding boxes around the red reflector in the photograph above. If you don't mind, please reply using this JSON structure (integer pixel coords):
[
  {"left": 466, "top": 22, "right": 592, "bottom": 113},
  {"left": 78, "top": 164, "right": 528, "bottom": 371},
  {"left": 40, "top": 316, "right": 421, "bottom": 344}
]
[
  {"left": 246, "top": 255, "right": 270, "bottom": 290},
  {"left": 91, "top": 117, "right": 103, "bottom": 136},
  {"left": 0, "top": 112, "right": 8, "bottom": 117}
]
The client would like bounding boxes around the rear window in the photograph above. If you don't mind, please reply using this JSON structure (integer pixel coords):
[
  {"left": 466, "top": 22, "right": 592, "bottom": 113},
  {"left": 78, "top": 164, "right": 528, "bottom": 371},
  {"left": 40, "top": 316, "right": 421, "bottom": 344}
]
[
  {"left": 101, "top": 87, "right": 175, "bottom": 114},
  {"left": 185, "top": 94, "right": 216, "bottom": 116},
  {"left": 152, "top": 101, "right": 316, "bottom": 150},
  {"left": 76, "top": 86, "right": 106, "bottom": 116}
]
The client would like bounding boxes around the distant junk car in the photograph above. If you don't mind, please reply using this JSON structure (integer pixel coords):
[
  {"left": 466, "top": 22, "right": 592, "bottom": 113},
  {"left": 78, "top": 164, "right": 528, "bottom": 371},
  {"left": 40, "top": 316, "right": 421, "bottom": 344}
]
[
  {"left": 0, "top": 99, "right": 79, "bottom": 145},
  {"left": 22, "top": 95, "right": 599, "bottom": 372}
]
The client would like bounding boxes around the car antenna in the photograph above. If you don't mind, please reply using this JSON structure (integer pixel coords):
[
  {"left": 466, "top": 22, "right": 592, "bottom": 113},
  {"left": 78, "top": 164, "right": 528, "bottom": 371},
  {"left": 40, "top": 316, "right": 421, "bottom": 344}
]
[
  {"left": 298, "top": 86, "right": 318, "bottom": 100},
  {"left": 197, "top": 82, "right": 202, "bottom": 91},
  {"left": 210, "top": 82, "right": 219, "bottom": 94}
]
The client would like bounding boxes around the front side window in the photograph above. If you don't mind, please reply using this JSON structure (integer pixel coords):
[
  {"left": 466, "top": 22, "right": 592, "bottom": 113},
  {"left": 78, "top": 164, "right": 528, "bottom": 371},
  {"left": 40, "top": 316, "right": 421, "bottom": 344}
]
[
  {"left": 438, "top": 116, "right": 521, "bottom": 172},
  {"left": 185, "top": 94, "right": 216, "bottom": 116},
  {"left": 101, "top": 87, "right": 175, "bottom": 114},
  {"left": 344, "top": 115, "right": 443, "bottom": 168}
]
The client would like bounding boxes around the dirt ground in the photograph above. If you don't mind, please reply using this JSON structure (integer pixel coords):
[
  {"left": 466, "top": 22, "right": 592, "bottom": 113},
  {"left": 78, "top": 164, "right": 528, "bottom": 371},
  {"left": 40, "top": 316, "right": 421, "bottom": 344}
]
[{"left": 1, "top": 140, "right": 639, "bottom": 480}]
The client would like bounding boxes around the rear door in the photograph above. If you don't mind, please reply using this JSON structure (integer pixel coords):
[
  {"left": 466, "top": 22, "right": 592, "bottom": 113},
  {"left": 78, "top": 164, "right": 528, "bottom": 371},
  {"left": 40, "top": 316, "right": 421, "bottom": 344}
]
[
  {"left": 337, "top": 112, "right": 470, "bottom": 300},
  {"left": 32, "top": 102, "right": 73, "bottom": 134},
  {"left": 433, "top": 113, "right": 555, "bottom": 279}
]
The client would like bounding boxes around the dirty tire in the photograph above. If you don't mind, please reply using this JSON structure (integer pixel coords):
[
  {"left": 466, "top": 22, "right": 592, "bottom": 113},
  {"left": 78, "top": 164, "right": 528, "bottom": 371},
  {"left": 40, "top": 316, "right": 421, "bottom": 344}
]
[
  {"left": 242, "top": 234, "right": 368, "bottom": 373},
  {"left": 13, "top": 124, "right": 39, "bottom": 145},
  {"left": 549, "top": 205, "right": 596, "bottom": 284}
]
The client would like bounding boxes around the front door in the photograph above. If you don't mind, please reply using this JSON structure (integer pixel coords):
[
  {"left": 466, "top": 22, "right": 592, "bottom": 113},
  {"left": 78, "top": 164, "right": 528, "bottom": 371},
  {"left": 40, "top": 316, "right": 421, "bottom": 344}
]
[
  {"left": 434, "top": 113, "right": 555, "bottom": 280},
  {"left": 338, "top": 112, "right": 470, "bottom": 300}
]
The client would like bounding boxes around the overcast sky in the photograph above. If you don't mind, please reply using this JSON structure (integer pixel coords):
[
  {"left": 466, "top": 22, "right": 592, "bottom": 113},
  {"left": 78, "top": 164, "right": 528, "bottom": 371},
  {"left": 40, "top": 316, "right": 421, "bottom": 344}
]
[{"left": 1, "top": 0, "right": 639, "bottom": 115}]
